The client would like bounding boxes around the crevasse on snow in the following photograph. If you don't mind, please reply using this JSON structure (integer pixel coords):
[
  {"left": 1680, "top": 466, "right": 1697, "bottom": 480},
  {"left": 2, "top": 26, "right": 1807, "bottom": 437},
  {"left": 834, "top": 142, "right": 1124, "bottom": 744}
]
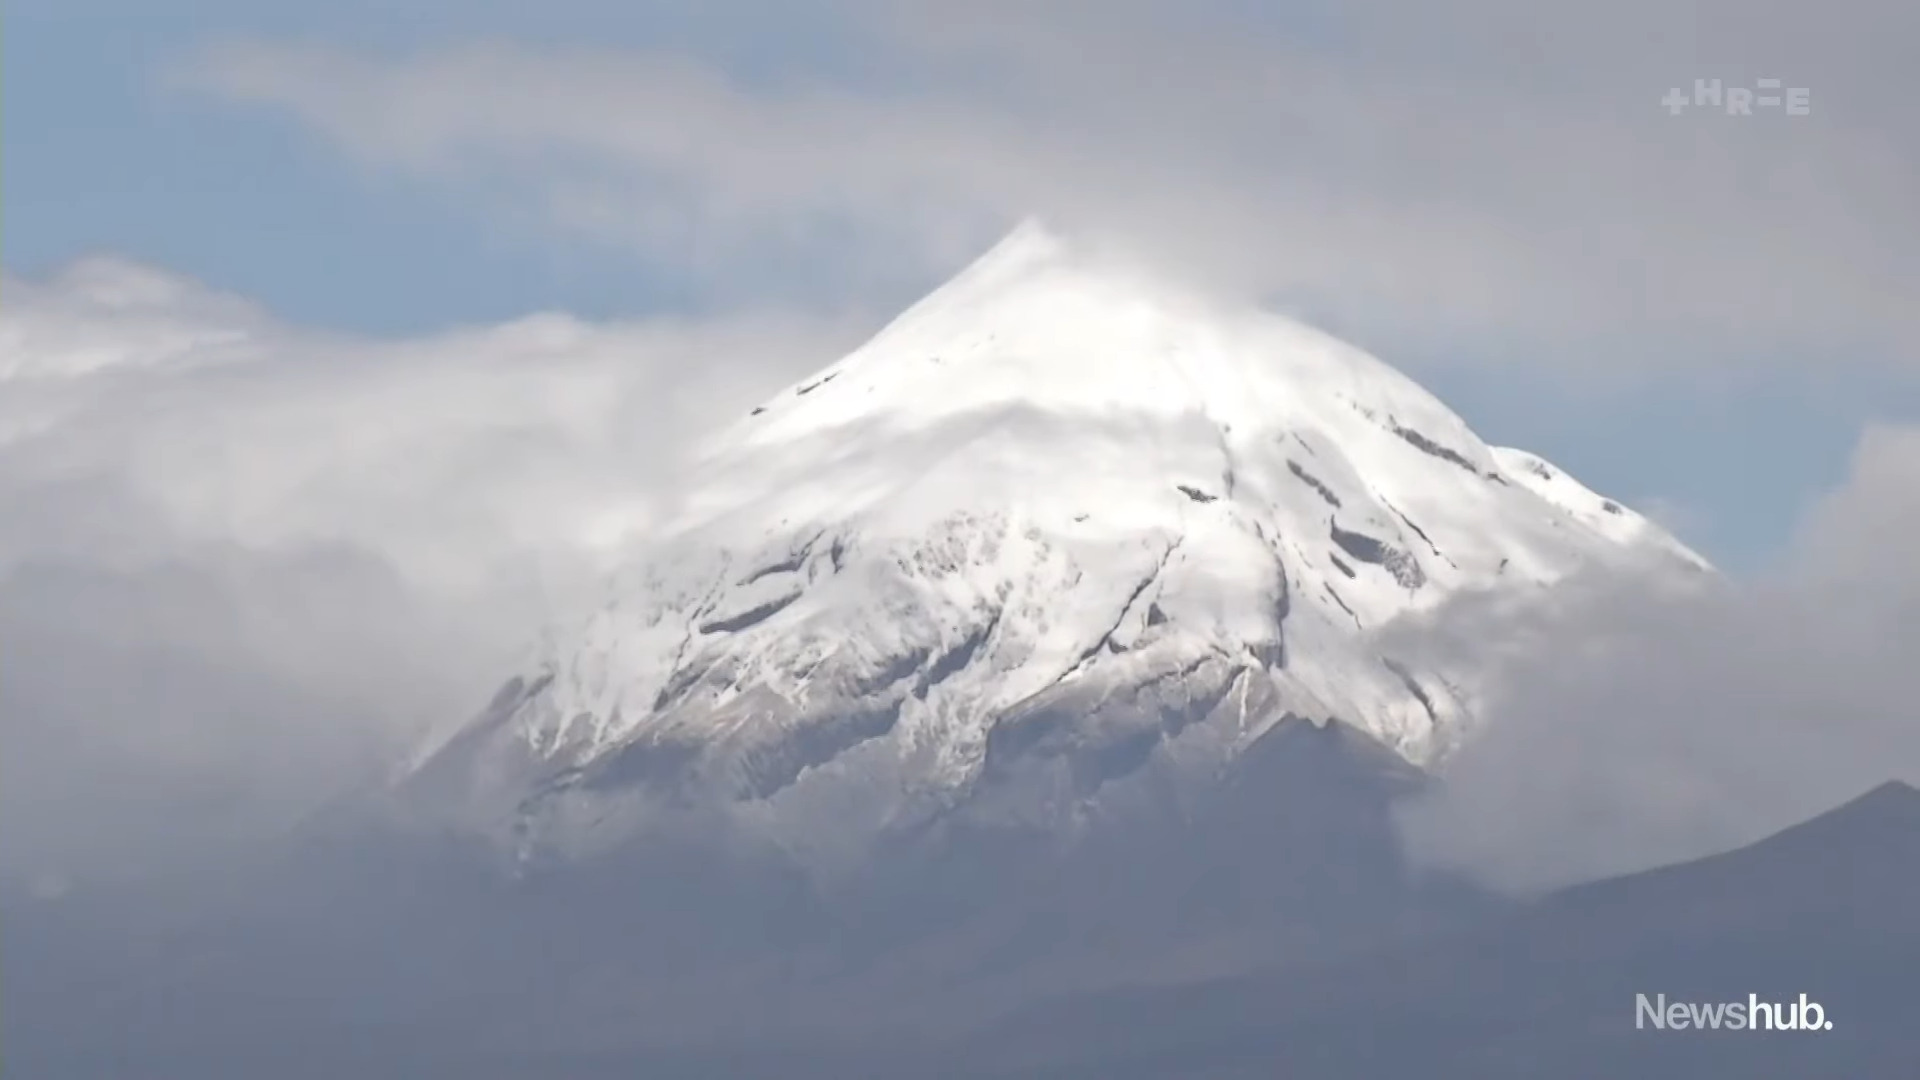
[{"left": 404, "top": 219, "right": 1707, "bottom": 860}]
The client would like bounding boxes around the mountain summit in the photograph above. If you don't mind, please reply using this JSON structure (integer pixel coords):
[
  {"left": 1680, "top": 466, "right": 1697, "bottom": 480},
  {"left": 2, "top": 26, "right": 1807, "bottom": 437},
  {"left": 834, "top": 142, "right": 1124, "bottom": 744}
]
[{"left": 404, "top": 220, "right": 1706, "bottom": 862}]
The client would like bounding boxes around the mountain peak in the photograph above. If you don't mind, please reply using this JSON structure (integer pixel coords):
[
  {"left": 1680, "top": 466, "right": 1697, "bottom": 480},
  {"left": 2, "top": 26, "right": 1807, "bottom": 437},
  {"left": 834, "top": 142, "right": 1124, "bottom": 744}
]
[
  {"left": 403, "top": 228, "right": 1711, "bottom": 865},
  {"left": 969, "top": 216, "right": 1071, "bottom": 271},
  {"left": 716, "top": 222, "right": 1454, "bottom": 469}
]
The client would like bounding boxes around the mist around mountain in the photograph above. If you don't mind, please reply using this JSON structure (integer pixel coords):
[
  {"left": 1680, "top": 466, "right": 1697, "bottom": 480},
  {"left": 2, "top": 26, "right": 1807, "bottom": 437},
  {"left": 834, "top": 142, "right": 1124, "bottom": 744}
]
[
  {"left": 11, "top": 763, "right": 1919, "bottom": 1078},
  {"left": 7, "top": 224, "right": 1917, "bottom": 1080}
]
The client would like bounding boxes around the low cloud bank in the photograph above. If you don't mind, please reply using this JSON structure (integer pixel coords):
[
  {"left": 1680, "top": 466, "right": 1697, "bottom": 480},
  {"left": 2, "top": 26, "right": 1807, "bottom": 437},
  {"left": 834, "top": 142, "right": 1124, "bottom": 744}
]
[
  {"left": 0, "top": 259, "right": 854, "bottom": 885},
  {"left": 1398, "top": 426, "right": 1920, "bottom": 893}
]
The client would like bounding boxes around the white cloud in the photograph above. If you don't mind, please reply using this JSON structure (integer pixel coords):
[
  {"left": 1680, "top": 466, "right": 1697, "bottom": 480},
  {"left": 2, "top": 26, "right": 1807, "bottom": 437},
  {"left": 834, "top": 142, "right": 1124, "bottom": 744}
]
[
  {"left": 174, "top": 0, "right": 1920, "bottom": 372},
  {"left": 0, "top": 259, "right": 860, "bottom": 882},
  {"left": 1397, "top": 422, "right": 1920, "bottom": 893}
]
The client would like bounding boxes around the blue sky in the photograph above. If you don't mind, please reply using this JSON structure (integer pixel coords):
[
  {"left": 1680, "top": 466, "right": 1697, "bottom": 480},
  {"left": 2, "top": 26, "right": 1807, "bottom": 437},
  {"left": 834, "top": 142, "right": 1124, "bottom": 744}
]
[
  {"left": 7, "top": 0, "right": 1917, "bottom": 572},
  {"left": 6, "top": 3, "right": 704, "bottom": 329}
]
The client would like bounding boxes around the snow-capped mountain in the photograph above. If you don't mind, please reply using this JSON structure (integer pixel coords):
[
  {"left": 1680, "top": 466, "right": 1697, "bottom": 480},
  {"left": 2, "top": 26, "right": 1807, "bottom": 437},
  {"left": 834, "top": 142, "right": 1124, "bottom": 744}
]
[{"left": 404, "top": 220, "right": 1706, "bottom": 863}]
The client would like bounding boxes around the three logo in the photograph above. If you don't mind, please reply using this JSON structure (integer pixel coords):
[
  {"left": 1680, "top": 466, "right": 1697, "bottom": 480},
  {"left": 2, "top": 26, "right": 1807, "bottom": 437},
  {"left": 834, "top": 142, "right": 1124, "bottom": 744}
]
[{"left": 1661, "top": 79, "right": 1812, "bottom": 117}]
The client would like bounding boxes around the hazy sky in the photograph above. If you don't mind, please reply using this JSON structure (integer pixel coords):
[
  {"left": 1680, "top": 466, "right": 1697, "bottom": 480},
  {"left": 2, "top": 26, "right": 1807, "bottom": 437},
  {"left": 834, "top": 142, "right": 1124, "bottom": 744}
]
[{"left": 4, "top": 0, "right": 1917, "bottom": 887}]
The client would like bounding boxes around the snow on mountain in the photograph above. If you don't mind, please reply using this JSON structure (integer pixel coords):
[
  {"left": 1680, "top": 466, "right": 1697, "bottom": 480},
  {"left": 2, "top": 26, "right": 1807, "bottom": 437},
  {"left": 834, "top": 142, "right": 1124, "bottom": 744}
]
[{"left": 403, "top": 219, "right": 1707, "bottom": 862}]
